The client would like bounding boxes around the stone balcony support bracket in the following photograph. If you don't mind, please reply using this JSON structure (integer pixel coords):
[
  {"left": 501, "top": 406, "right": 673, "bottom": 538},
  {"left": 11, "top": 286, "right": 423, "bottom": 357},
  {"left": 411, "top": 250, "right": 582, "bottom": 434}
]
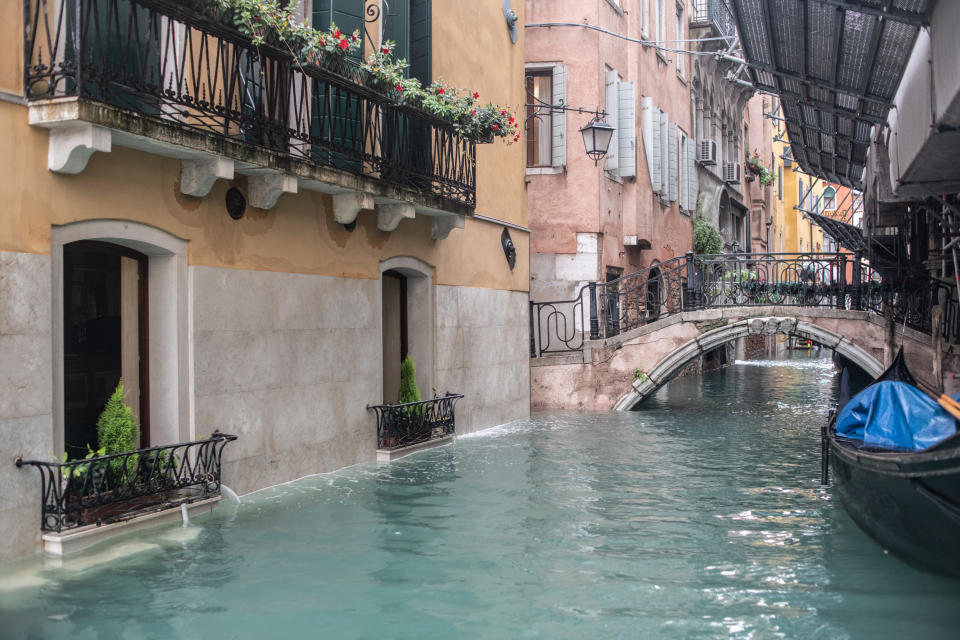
[
  {"left": 431, "top": 214, "right": 465, "bottom": 240},
  {"left": 248, "top": 173, "right": 298, "bottom": 209},
  {"left": 180, "top": 157, "right": 235, "bottom": 197},
  {"left": 332, "top": 192, "right": 375, "bottom": 224},
  {"left": 47, "top": 123, "right": 112, "bottom": 174},
  {"left": 376, "top": 202, "right": 416, "bottom": 232}
]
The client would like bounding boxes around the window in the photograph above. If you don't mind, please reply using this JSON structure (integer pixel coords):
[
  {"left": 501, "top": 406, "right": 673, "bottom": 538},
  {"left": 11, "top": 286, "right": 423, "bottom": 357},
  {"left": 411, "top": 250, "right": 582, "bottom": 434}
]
[
  {"left": 641, "top": 0, "right": 650, "bottom": 37},
  {"left": 655, "top": 0, "right": 667, "bottom": 60},
  {"left": 675, "top": 3, "right": 685, "bottom": 79},
  {"left": 822, "top": 186, "right": 836, "bottom": 211},
  {"left": 525, "top": 71, "right": 552, "bottom": 167},
  {"left": 777, "top": 165, "right": 783, "bottom": 200},
  {"left": 524, "top": 64, "right": 567, "bottom": 170}
]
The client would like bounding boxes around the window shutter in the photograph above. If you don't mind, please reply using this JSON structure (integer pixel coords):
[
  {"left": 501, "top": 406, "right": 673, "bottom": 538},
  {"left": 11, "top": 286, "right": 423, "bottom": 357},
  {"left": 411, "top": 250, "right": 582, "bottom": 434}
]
[
  {"left": 408, "top": 0, "right": 431, "bottom": 84},
  {"left": 552, "top": 65, "right": 566, "bottom": 168},
  {"left": 687, "top": 140, "right": 698, "bottom": 212},
  {"left": 650, "top": 105, "right": 662, "bottom": 193},
  {"left": 617, "top": 81, "right": 635, "bottom": 178},
  {"left": 668, "top": 121, "right": 678, "bottom": 202},
  {"left": 605, "top": 69, "right": 619, "bottom": 173},
  {"left": 642, "top": 97, "right": 660, "bottom": 192},
  {"left": 660, "top": 111, "right": 669, "bottom": 195}
]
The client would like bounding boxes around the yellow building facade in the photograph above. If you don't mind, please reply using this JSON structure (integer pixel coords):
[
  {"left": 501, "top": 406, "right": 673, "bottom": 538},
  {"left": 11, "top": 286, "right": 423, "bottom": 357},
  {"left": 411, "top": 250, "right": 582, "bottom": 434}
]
[{"left": 0, "top": 0, "right": 530, "bottom": 561}]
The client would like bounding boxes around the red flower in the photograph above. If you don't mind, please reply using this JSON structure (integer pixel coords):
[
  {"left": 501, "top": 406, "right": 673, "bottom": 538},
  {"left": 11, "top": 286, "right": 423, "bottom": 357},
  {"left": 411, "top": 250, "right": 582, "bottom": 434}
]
[
  {"left": 508, "top": 116, "right": 515, "bottom": 124},
  {"left": 500, "top": 109, "right": 507, "bottom": 116},
  {"left": 351, "top": 34, "right": 358, "bottom": 42},
  {"left": 333, "top": 29, "right": 341, "bottom": 38},
  {"left": 437, "top": 87, "right": 445, "bottom": 95},
  {"left": 381, "top": 47, "right": 391, "bottom": 54},
  {"left": 473, "top": 92, "right": 479, "bottom": 99},
  {"left": 471, "top": 109, "right": 476, "bottom": 116},
  {"left": 338, "top": 39, "right": 349, "bottom": 50},
  {"left": 492, "top": 124, "right": 499, "bottom": 131},
  {"left": 396, "top": 84, "right": 403, "bottom": 92}
]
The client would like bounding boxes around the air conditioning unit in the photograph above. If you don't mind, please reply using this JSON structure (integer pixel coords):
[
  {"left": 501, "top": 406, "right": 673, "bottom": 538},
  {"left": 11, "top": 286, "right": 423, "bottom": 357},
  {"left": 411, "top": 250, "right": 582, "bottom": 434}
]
[
  {"left": 723, "top": 162, "right": 740, "bottom": 184},
  {"left": 697, "top": 140, "right": 717, "bottom": 165}
]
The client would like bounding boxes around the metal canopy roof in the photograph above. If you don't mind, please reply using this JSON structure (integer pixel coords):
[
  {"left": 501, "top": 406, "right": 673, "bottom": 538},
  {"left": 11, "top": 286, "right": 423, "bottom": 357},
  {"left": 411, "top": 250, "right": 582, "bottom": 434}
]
[
  {"left": 727, "top": 0, "right": 935, "bottom": 189},
  {"left": 806, "top": 212, "right": 867, "bottom": 251}
]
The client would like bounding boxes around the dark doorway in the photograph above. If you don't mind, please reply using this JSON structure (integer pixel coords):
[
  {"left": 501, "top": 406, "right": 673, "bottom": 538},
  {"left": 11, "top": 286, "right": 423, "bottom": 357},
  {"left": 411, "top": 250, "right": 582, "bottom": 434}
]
[
  {"left": 382, "top": 269, "right": 408, "bottom": 402},
  {"left": 604, "top": 268, "right": 622, "bottom": 338},
  {"left": 63, "top": 241, "right": 148, "bottom": 459},
  {"left": 646, "top": 266, "right": 662, "bottom": 322}
]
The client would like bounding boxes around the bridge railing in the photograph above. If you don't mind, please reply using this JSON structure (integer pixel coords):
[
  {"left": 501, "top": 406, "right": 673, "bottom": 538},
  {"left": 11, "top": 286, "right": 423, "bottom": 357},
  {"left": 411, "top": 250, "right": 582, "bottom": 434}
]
[{"left": 530, "top": 252, "right": 958, "bottom": 357}]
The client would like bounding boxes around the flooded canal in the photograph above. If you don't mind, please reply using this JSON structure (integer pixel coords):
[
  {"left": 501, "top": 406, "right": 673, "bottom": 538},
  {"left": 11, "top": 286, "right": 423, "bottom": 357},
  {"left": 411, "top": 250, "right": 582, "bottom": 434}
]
[{"left": 3, "top": 353, "right": 960, "bottom": 638}]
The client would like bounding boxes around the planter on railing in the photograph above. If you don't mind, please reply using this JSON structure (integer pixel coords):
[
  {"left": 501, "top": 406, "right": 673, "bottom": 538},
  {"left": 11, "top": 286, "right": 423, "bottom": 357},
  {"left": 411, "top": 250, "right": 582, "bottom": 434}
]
[
  {"left": 16, "top": 432, "right": 237, "bottom": 533},
  {"left": 368, "top": 394, "right": 464, "bottom": 450}
]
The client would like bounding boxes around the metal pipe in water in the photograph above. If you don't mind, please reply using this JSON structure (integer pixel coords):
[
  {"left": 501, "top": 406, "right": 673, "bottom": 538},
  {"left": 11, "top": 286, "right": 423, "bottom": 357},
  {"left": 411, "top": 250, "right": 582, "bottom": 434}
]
[{"left": 181, "top": 503, "right": 190, "bottom": 528}]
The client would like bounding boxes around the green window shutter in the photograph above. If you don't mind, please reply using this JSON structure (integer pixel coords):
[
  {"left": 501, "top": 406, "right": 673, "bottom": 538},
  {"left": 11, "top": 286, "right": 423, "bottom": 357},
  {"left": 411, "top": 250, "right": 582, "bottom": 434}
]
[
  {"left": 409, "top": 0, "right": 432, "bottom": 84},
  {"left": 312, "top": 1, "right": 330, "bottom": 30},
  {"left": 384, "top": 0, "right": 411, "bottom": 61}
]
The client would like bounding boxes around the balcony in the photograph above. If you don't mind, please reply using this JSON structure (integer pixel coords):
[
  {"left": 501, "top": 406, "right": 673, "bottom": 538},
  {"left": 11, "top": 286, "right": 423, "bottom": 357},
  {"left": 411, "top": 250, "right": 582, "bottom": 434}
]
[
  {"left": 368, "top": 394, "right": 464, "bottom": 461},
  {"left": 24, "top": 0, "right": 474, "bottom": 231},
  {"left": 690, "top": 0, "right": 737, "bottom": 40},
  {"left": 16, "top": 432, "right": 237, "bottom": 553}
]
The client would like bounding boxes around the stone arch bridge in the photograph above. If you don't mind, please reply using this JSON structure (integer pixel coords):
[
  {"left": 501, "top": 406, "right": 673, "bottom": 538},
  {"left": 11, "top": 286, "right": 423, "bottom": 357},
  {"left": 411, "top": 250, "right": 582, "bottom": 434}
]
[{"left": 530, "top": 253, "right": 956, "bottom": 412}]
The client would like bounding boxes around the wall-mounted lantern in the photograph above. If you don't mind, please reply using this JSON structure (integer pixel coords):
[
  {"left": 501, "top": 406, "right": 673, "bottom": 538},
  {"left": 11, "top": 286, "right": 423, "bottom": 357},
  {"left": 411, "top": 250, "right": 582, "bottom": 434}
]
[{"left": 525, "top": 95, "right": 613, "bottom": 166}]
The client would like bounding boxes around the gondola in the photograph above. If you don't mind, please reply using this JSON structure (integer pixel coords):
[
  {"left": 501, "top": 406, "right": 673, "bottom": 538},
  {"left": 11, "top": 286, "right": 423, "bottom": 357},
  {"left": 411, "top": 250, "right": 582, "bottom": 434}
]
[{"left": 824, "top": 348, "right": 960, "bottom": 576}]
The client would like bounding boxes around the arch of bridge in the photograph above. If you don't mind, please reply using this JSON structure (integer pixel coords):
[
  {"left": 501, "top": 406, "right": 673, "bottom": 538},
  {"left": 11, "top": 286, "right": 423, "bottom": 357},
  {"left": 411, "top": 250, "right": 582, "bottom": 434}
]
[{"left": 611, "top": 314, "right": 885, "bottom": 411}]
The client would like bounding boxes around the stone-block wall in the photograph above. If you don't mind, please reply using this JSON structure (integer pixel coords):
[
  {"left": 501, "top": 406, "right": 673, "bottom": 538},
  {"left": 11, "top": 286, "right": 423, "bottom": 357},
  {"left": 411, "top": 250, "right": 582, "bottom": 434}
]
[
  {"left": 0, "top": 251, "right": 53, "bottom": 561},
  {"left": 435, "top": 286, "right": 530, "bottom": 435},
  {"left": 193, "top": 267, "right": 381, "bottom": 495}
]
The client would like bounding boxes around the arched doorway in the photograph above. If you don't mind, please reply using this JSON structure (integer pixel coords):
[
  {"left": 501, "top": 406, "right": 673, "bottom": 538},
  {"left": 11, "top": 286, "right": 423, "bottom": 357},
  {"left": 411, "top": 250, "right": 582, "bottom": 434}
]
[
  {"left": 62, "top": 240, "right": 148, "bottom": 457},
  {"left": 645, "top": 266, "right": 662, "bottom": 322},
  {"left": 380, "top": 257, "right": 434, "bottom": 403}
]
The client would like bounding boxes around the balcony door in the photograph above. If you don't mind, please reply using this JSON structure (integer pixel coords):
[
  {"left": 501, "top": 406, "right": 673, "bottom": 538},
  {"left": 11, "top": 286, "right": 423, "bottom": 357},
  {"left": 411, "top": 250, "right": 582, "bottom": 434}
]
[{"left": 63, "top": 241, "right": 148, "bottom": 459}]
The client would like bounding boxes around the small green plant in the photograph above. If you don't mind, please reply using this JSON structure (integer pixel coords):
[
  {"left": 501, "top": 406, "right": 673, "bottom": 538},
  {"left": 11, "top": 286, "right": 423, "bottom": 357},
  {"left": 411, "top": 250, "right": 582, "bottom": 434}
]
[
  {"left": 97, "top": 380, "right": 140, "bottom": 477},
  {"left": 633, "top": 368, "right": 649, "bottom": 383},
  {"left": 398, "top": 356, "right": 422, "bottom": 405},
  {"left": 746, "top": 153, "right": 775, "bottom": 187},
  {"left": 693, "top": 217, "right": 723, "bottom": 254},
  {"left": 55, "top": 445, "right": 107, "bottom": 482}
]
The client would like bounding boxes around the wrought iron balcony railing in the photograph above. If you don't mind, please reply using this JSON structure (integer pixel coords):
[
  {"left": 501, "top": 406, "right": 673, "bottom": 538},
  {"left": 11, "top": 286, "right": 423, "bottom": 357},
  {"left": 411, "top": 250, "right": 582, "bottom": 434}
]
[
  {"left": 691, "top": 0, "right": 737, "bottom": 39},
  {"left": 530, "top": 252, "right": 958, "bottom": 357},
  {"left": 368, "top": 394, "right": 464, "bottom": 450},
  {"left": 16, "top": 431, "right": 237, "bottom": 533},
  {"left": 24, "top": 0, "right": 476, "bottom": 208}
]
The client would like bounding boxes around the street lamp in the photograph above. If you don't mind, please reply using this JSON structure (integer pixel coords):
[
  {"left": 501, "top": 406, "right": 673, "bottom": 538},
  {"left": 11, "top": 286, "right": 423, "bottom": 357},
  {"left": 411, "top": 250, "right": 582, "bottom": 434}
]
[
  {"left": 580, "top": 117, "right": 616, "bottom": 166},
  {"left": 525, "top": 94, "right": 613, "bottom": 165}
]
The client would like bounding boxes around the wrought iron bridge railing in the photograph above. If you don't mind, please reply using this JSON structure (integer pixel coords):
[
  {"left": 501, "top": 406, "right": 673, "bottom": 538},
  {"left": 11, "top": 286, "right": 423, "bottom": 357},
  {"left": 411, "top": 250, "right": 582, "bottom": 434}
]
[
  {"left": 530, "top": 252, "right": 958, "bottom": 357},
  {"left": 24, "top": 0, "right": 476, "bottom": 208},
  {"left": 368, "top": 394, "right": 464, "bottom": 450},
  {"left": 16, "top": 431, "right": 237, "bottom": 533}
]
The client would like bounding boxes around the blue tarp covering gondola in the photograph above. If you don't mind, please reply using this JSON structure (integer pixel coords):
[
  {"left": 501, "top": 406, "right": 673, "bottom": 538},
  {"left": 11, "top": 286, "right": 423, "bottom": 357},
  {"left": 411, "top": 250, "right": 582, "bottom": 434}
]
[{"left": 835, "top": 381, "right": 958, "bottom": 451}]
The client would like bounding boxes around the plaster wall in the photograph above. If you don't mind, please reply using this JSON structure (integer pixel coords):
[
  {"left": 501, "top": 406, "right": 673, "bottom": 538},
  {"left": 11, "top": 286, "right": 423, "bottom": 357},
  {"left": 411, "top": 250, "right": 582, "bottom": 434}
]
[{"left": 525, "top": 0, "right": 693, "bottom": 301}]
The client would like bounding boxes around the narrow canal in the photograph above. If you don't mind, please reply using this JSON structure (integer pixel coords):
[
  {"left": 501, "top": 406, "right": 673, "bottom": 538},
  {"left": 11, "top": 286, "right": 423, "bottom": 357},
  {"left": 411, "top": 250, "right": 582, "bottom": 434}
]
[{"left": 3, "top": 353, "right": 960, "bottom": 638}]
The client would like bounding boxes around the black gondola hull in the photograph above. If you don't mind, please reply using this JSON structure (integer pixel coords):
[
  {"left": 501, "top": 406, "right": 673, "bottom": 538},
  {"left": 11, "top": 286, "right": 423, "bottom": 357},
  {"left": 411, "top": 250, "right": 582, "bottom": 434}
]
[{"left": 828, "top": 434, "right": 960, "bottom": 576}]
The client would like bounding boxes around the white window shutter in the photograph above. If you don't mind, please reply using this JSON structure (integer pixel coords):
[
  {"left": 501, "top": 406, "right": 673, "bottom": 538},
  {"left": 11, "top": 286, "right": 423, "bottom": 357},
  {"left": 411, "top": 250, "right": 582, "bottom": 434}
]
[
  {"left": 660, "top": 111, "right": 669, "bottom": 195},
  {"left": 668, "top": 121, "right": 678, "bottom": 202},
  {"left": 617, "top": 81, "right": 635, "bottom": 178},
  {"left": 649, "top": 106, "right": 661, "bottom": 193},
  {"left": 551, "top": 65, "right": 566, "bottom": 168},
  {"left": 605, "top": 69, "right": 619, "bottom": 172}
]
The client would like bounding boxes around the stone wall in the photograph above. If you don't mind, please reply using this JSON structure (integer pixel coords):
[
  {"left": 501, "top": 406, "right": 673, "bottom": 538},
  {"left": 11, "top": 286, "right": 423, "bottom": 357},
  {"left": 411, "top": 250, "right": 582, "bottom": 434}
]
[{"left": 1, "top": 251, "right": 53, "bottom": 560}]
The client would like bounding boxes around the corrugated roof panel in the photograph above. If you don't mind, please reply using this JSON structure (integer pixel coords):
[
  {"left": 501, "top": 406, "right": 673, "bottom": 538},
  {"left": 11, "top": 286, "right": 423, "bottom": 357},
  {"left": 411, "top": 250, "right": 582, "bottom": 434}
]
[
  {"left": 863, "top": 101, "right": 886, "bottom": 119},
  {"left": 836, "top": 92, "right": 859, "bottom": 112},
  {"left": 852, "top": 146, "right": 868, "bottom": 164},
  {"left": 821, "top": 133, "right": 835, "bottom": 153},
  {"left": 808, "top": 86, "right": 832, "bottom": 105},
  {"left": 807, "top": 3, "right": 841, "bottom": 82},
  {"left": 737, "top": 0, "right": 775, "bottom": 66},
  {"left": 867, "top": 20, "right": 919, "bottom": 98},
  {"left": 837, "top": 116, "right": 853, "bottom": 138},
  {"left": 837, "top": 158, "right": 849, "bottom": 176},
  {"left": 837, "top": 11, "right": 876, "bottom": 91},
  {"left": 781, "top": 77, "right": 804, "bottom": 97},
  {"left": 754, "top": 70, "right": 777, "bottom": 89},
  {"left": 770, "top": 0, "right": 806, "bottom": 74},
  {"left": 802, "top": 104, "right": 819, "bottom": 126},
  {"left": 782, "top": 101, "right": 802, "bottom": 122},
  {"left": 892, "top": 0, "right": 930, "bottom": 13},
  {"left": 819, "top": 111, "right": 836, "bottom": 133},
  {"left": 836, "top": 139, "right": 852, "bottom": 158},
  {"left": 854, "top": 121, "right": 871, "bottom": 142}
]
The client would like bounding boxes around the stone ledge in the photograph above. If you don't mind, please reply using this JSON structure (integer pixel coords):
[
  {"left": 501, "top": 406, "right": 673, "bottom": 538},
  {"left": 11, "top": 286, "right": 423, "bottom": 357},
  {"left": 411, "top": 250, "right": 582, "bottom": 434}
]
[
  {"left": 530, "top": 353, "right": 586, "bottom": 367},
  {"left": 377, "top": 435, "right": 454, "bottom": 462},
  {"left": 40, "top": 496, "right": 220, "bottom": 556}
]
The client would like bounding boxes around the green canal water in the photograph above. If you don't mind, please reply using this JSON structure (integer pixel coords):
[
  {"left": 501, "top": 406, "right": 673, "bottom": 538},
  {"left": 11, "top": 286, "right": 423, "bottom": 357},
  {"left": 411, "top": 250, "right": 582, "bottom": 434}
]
[{"left": 3, "top": 354, "right": 960, "bottom": 639}]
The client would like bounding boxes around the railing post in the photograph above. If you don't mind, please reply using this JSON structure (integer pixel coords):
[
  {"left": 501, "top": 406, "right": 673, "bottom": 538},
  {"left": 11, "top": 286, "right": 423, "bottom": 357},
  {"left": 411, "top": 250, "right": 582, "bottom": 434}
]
[
  {"left": 685, "top": 251, "right": 697, "bottom": 310},
  {"left": 837, "top": 253, "right": 847, "bottom": 309},
  {"left": 529, "top": 300, "right": 536, "bottom": 357},
  {"left": 588, "top": 282, "right": 600, "bottom": 340},
  {"left": 851, "top": 250, "right": 863, "bottom": 310}
]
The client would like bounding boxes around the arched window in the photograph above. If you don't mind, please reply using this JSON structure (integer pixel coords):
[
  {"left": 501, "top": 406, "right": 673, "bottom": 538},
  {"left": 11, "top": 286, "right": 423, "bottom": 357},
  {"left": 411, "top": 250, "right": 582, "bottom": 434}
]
[{"left": 822, "top": 186, "right": 836, "bottom": 211}]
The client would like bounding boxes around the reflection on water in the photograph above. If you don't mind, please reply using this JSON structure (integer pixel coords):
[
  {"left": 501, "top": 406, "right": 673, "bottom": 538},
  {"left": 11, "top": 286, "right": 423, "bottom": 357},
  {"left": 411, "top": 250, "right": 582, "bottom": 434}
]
[{"left": 3, "top": 353, "right": 960, "bottom": 639}]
